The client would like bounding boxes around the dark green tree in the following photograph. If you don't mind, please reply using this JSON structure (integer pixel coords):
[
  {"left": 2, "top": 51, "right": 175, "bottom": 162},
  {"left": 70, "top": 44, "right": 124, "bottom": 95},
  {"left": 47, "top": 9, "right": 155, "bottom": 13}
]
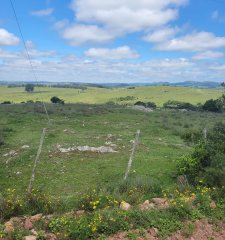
[
  {"left": 50, "top": 96, "right": 64, "bottom": 104},
  {"left": 25, "top": 84, "right": 34, "bottom": 92}
]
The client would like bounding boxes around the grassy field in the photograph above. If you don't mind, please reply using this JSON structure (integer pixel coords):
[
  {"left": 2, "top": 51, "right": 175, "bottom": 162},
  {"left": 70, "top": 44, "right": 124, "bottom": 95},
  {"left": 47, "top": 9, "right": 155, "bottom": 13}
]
[
  {"left": 1, "top": 103, "right": 225, "bottom": 200},
  {"left": 0, "top": 85, "right": 223, "bottom": 106}
]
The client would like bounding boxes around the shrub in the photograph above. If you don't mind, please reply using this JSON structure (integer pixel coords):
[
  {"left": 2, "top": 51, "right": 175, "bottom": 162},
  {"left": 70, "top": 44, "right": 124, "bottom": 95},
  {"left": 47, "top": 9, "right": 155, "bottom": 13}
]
[
  {"left": 134, "top": 101, "right": 146, "bottom": 107},
  {"left": 1, "top": 101, "right": 11, "bottom": 104},
  {"left": 181, "top": 128, "right": 203, "bottom": 144},
  {"left": 0, "top": 189, "right": 24, "bottom": 220},
  {"left": 0, "top": 132, "right": 4, "bottom": 146},
  {"left": 163, "top": 100, "right": 197, "bottom": 111},
  {"left": 202, "top": 99, "right": 222, "bottom": 112},
  {"left": 177, "top": 122, "right": 225, "bottom": 187},
  {"left": 25, "top": 84, "right": 34, "bottom": 92},
  {"left": 77, "top": 190, "right": 119, "bottom": 212},
  {"left": 51, "top": 96, "right": 65, "bottom": 104},
  {"left": 134, "top": 101, "right": 157, "bottom": 109},
  {"left": 117, "top": 96, "right": 136, "bottom": 101},
  {"left": 25, "top": 189, "right": 57, "bottom": 214},
  {"left": 146, "top": 102, "right": 157, "bottom": 109}
]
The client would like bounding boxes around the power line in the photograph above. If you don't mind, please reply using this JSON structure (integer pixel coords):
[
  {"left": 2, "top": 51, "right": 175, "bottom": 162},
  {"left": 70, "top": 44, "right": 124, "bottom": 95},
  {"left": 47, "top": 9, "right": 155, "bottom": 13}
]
[{"left": 9, "top": 0, "right": 50, "bottom": 124}]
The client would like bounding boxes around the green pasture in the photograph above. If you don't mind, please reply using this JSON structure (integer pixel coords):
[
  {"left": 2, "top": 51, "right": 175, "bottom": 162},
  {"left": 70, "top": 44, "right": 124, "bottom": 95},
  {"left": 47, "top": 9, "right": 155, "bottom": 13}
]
[
  {"left": 0, "top": 86, "right": 223, "bottom": 106},
  {"left": 1, "top": 103, "right": 225, "bottom": 199}
]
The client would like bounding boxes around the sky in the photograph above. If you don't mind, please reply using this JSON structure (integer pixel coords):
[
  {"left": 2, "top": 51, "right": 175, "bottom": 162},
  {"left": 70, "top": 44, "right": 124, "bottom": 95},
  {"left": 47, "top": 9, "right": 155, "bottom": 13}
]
[{"left": 0, "top": 0, "right": 225, "bottom": 83}]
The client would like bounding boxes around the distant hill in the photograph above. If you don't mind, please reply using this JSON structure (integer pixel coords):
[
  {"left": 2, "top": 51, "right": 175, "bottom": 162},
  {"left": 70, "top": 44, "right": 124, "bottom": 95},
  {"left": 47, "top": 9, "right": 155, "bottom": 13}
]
[{"left": 0, "top": 81, "right": 223, "bottom": 89}]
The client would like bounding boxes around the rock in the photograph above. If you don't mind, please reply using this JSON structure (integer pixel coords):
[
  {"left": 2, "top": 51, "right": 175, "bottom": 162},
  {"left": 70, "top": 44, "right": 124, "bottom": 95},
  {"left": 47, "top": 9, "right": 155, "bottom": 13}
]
[
  {"left": 4, "top": 221, "right": 14, "bottom": 233},
  {"left": 153, "top": 227, "right": 159, "bottom": 235},
  {"left": 210, "top": 201, "right": 216, "bottom": 209},
  {"left": 31, "top": 229, "right": 38, "bottom": 236},
  {"left": 107, "top": 134, "right": 113, "bottom": 140},
  {"left": 24, "top": 218, "right": 33, "bottom": 230},
  {"left": 76, "top": 210, "right": 85, "bottom": 216},
  {"left": 16, "top": 171, "right": 22, "bottom": 175},
  {"left": 21, "top": 145, "right": 30, "bottom": 149},
  {"left": 10, "top": 217, "right": 24, "bottom": 227},
  {"left": 9, "top": 150, "right": 17, "bottom": 156},
  {"left": 24, "top": 236, "right": 37, "bottom": 240},
  {"left": 158, "top": 201, "right": 170, "bottom": 209},
  {"left": 30, "top": 213, "right": 43, "bottom": 222},
  {"left": 152, "top": 198, "right": 167, "bottom": 205},
  {"left": 45, "top": 233, "right": 57, "bottom": 240},
  {"left": 139, "top": 200, "right": 155, "bottom": 210},
  {"left": 120, "top": 201, "right": 131, "bottom": 211}
]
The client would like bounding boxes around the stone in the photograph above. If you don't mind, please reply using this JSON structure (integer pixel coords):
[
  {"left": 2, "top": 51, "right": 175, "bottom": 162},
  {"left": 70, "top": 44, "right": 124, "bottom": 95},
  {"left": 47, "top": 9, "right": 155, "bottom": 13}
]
[
  {"left": 152, "top": 198, "right": 167, "bottom": 205},
  {"left": 30, "top": 213, "right": 43, "bottom": 222},
  {"left": 139, "top": 200, "right": 155, "bottom": 210},
  {"left": 76, "top": 210, "right": 85, "bottom": 216},
  {"left": 120, "top": 201, "right": 131, "bottom": 211},
  {"left": 24, "top": 218, "right": 33, "bottom": 230},
  {"left": 21, "top": 145, "right": 30, "bottom": 149},
  {"left": 9, "top": 150, "right": 17, "bottom": 156},
  {"left": 210, "top": 201, "right": 216, "bottom": 209},
  {"left": 31, "top": 229, "right": 38, "bottom": 236},
  {"left": 45, "top": 233, "right": 57, "bottom": 240},
  {"left": 158, "top": 201, "right": 170, "bottom": 209},
  {"left": 24, "top": 236, "right": 37, "bottom": 240},
  {"left": 10, "top": 217, "right": 24, "bottom": 226},
  {"left": 4, "top": 221, "right": 14, "bottom": 233}
]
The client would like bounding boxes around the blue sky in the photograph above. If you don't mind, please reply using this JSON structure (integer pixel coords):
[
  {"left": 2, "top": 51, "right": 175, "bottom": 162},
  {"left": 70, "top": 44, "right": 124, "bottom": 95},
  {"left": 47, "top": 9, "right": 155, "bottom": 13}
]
[{"left": 0, "top": 0, "right": 225, "bottom": 83}]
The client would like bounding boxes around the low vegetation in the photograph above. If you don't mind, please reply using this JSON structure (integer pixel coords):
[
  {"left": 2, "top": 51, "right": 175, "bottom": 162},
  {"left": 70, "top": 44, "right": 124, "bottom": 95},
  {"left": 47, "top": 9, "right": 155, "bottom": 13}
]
[{"left": 0, "top": 86, "right": 224, "bottom": 239}]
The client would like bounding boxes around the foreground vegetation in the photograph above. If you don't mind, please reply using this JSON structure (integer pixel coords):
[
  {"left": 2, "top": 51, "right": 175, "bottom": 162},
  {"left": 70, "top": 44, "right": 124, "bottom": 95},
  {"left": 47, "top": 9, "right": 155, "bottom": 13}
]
[{"left": 0, "top": 101, "right": 225, "bottom": 239}]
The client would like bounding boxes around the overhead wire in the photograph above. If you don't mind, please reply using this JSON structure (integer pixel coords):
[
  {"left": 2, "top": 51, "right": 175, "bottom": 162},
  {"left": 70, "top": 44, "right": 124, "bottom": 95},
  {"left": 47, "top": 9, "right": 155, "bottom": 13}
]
[{"left": 9, "top": 0, "right": 50, "bottom": 124}]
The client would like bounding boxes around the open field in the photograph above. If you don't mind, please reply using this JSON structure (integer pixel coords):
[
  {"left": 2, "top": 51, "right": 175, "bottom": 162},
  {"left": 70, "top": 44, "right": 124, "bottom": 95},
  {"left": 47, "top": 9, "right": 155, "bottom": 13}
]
[
  {"left": 0, "top": 86, "right": 223, "bottom": 106},
  {"left": 1, "top": 103, "right": 225, "bottom": 200}
]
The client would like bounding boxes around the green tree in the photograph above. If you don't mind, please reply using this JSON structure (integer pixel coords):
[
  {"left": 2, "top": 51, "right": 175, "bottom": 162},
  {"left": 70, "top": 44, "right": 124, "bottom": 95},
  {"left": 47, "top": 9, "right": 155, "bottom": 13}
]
[
  {"left": 25, "top": 84, "right": 34, "bottom": 92},
  {"left": 50, "top": 96, "right": 64, "bottom": 104}
]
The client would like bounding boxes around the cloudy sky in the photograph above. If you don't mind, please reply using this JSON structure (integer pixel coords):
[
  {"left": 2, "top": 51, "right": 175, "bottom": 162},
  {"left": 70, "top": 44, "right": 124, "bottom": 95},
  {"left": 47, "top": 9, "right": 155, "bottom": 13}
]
[{"left": 0, "top": 0, "right": 225, "bottom": 83}]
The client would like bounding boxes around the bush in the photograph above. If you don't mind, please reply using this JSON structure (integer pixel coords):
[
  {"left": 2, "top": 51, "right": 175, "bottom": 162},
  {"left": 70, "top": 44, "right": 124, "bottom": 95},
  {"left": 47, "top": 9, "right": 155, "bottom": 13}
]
[
  {"left": 163, "top": 100, "right": 197, "bottom": 111},
  {"left": 1, "top": 101, "right": 11, "bottom": 104},
  {"left": 202, "top": 99, "right": 222, "bottom": 112},
  {"left": 0, "top": 132, "right": 4, "bottom": 146},
  {"left": 146, "top": 102, "right": 157, "bottom": 109},
  {"left": 117, "top": 96, "right": 136, "bottom": 101},
  {"left": 177, "top": 122, "right": 225, "bottom": 187},
  {"left": 25, "top": 84, "right": 34, "bottom": 92},
  {"left": 134, "top": 101, "right": 157, "bottom": 109},
  {"left": 181, "top": 128, "right": 203, "bottom": 144},
  {"left": 50, "top": 96, "right": 65, "bottom": 104},
  {"left": 77, "top": 190, "right": 119, "bottom": 212}
]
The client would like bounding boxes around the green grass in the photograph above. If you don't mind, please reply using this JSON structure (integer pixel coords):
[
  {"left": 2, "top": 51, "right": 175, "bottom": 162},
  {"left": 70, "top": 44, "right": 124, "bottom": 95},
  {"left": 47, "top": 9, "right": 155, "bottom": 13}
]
[
  {"left": 1, "top": 103, "right": 225, "bottom": 200},
  {"left": 0, "top": 86, "right": 223, "bottom": 106}
]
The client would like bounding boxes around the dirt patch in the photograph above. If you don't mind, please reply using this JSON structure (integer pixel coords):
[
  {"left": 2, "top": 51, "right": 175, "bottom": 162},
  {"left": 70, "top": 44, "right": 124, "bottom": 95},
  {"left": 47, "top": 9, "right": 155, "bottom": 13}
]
[
  {"left": 169, "top": 219, "right": 225, "bottom": 240},
  {"left": 108, "top": 220, "right": 225, "bottom": 240}
]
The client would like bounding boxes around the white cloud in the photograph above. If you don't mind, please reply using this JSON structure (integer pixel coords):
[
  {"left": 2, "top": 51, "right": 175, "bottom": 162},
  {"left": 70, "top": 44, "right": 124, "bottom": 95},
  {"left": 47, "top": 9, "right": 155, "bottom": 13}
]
[
  {"left": 57, "top": 0, "right": 188, "bottom": 45},
  {"left": 0, "top": 28, "right": 20, "bottom": 46},
  {"left": 62, "top": 24, "right": 114, "bottom": 46},
  {"left": 143, "top": 27, "right": 178, "bottom": 42},
  {"left": 212, "top": 10, "right": 225, "bottom": 22},
  {"left": 85, "top": 46, "right": 139, "bottom": 59},
  {"left": 31, "top": 8, "right": 54, "bottom": 17},
  {"left": 27, "top": 50, "right": 56, "bottom": 58},
  {"left": 193, "top": 51, "right": 225, "bottom": 60},
  {"left": 1, "top": 48, "right": 224, "bottom": 83},
  {"left": 156, "top": 32, "right": 225, "bottom": 52}
]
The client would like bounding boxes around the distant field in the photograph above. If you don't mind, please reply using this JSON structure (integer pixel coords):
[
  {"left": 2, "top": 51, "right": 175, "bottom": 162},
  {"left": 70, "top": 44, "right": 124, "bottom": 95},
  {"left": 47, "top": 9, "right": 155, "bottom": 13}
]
[{"left": 0, "top": 86, "right": 223, "bottom": 106}]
